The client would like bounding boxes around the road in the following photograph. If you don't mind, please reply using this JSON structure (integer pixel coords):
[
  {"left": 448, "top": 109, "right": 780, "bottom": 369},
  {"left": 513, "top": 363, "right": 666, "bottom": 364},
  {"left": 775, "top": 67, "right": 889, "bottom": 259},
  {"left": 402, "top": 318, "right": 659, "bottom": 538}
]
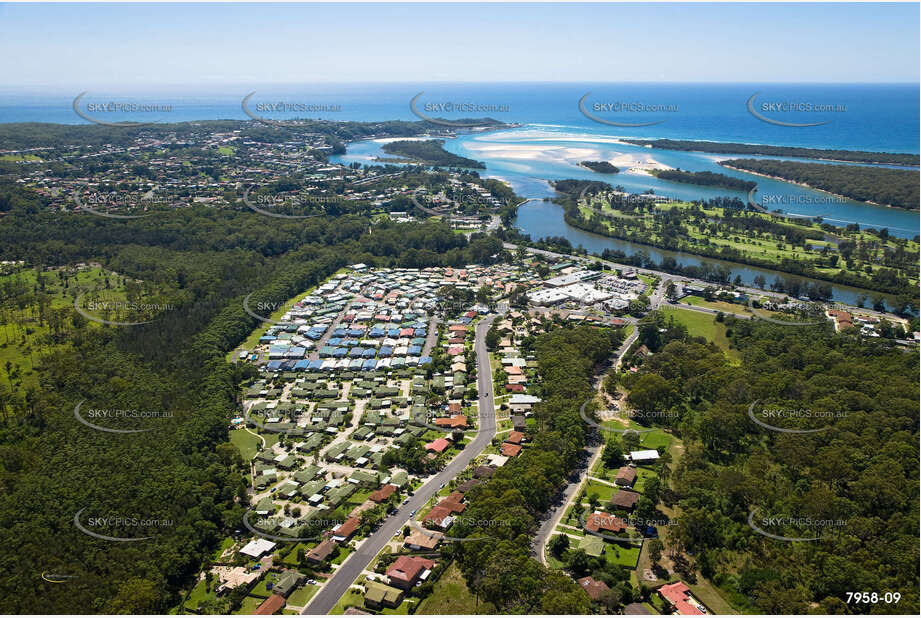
[
  {"left": 302, "top": 313, "right": 499, "bottom": 615},
  {"left": 530, "top": 320, "right": 639, "bottom": 563}
]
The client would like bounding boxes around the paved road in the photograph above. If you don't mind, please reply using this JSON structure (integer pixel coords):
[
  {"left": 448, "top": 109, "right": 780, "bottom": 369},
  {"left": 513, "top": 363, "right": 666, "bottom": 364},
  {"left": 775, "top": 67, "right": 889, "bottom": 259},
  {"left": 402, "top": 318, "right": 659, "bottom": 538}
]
[
  {"left": 530, "top": 320, "right": 639, "bottom": 563},
  {"left": 303, "top": 313, "right": 499, "bottom": 615}
]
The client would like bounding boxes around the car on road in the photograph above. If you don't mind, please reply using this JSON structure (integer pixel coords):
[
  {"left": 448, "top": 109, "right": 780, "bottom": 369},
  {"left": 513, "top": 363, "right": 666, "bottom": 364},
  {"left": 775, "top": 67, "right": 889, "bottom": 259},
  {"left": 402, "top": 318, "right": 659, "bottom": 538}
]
[
  {"left": 402, "top": 498, "right": 409, "bottom": 505},
  {"left": 409, "top": 509, "right": 417, "bottom": 516}
]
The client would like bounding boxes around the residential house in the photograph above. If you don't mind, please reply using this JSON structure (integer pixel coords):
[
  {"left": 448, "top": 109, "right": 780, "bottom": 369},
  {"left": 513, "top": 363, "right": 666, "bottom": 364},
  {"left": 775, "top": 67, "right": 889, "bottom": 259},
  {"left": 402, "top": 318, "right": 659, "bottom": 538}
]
[
  {"left": 386, "top": 555, "right": 435, "bottom": 590},
  {"left": 577, "top": 576, "right": 610, "bottom": 602}
]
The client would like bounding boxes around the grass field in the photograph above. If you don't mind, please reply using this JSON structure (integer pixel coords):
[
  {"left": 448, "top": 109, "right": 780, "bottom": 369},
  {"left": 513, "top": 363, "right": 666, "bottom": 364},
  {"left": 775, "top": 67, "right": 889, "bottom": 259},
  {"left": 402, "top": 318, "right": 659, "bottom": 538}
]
[
  {"left": 330, "top": 589, "right": 365, "bottom": 615},
  {"left": 229, "top": 428, "right": 266, "bottom": 461},
  {"left": 417, "top": 562, "right": 494, "bottom": 615},
  {"left": 581, "top": 199, "right": 918, "bottom": 287},
  {"left": 662, "top": 306, "right": 740, "bottom": 362},
  {"left": 233, "top": 595, "right": 264, "bottom": 614},
  {"left": 604, "top": 541, "right": 643, "bottom": 568},
  {"left": 286, "top": 584, "right": 319, "bottom": 607}
]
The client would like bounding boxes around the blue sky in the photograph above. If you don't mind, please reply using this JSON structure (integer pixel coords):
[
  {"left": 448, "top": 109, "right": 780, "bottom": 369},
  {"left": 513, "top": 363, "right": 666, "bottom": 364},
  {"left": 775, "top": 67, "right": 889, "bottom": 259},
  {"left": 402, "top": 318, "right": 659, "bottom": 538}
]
[{"left": 1, "top": 2, "right": 918, "bottom": 88}]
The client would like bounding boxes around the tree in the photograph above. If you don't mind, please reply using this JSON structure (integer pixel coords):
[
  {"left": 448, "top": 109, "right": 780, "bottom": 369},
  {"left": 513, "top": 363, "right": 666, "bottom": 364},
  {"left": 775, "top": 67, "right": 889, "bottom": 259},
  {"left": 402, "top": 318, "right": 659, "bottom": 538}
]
[
  {"left": 564, "top": 548, "right": 591, "bottom": 577},
  {"left": 648, "top": 538, "right": 663, "bottom": 564},
  {"left": 602, "top": 436, "right": 625, "bottom": 468},
  {"left": 549, "top": 532, "right": 570, "bottom": 557}
]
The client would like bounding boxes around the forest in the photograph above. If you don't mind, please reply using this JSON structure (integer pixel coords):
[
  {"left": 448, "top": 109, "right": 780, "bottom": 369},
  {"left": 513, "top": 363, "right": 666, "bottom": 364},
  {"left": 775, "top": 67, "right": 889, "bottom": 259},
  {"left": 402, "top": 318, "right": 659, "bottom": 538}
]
[
  {"left": 720, "top": 158, "right": 919, "bottom": 211},
  {"left": 0, "top": 181, "right": 504, "bottom": 613},
  {"left": 622, "top": 139, "right": 920, "bottom": 166},
  {"left": 580, "top": 161, "right": 620, "bottom": 174},
  {"left": 651, "top": 169, "right": 756, "bottom": 192},
  {"left": 618, "top": 312, "right": 919, "bottom": 614},
  {"left": 381, "top": 139, "right": 486, "bottom": 169}
]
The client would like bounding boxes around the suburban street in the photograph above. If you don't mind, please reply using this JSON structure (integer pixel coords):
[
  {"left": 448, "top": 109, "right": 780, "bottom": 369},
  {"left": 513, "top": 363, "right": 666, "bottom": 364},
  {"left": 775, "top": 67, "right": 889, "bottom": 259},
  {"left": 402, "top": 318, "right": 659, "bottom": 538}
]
[
  {"left": 530, "top": 317, "right": 639, "bottom": 563},
  {"left": 303, "top": 313, "right": 500, "bottom": 615}
]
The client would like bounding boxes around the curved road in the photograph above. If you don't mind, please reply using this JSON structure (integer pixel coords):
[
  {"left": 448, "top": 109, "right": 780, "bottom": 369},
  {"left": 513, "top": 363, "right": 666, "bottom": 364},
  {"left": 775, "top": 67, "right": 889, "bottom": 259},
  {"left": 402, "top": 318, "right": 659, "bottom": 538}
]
[{"left": 303, "top": 313, "right": 499, "bottom": 615}]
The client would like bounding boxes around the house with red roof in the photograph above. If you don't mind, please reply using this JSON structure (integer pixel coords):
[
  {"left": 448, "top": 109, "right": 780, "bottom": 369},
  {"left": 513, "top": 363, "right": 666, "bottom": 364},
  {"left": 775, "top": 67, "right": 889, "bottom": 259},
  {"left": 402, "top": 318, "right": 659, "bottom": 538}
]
[
  {"left": 370, "top": 484, "right": 398, "bottom": 503},
  {"left": 505, "top": 431, "right": 524, "bottom": 445},
  {"left": 657, "top": 581, "right": 708, "bottom": 615},
  {"left": 386, "top": 555, "right": 436, "bottom": 590},
  {"left": 501, "top": 442, "right": 522, "bottom": 457},
  {"left": 577, "top": 576, "right": 610, "bottom": 602},
  {"left": 434, "top": 415, "right": 467, "bottom": 429},
  {"left": 585, "top": 511, "right": 626, "bottom": 534},
  {"left": 425, "top": 437, "right": 451, "bottom": 453},
  {"left": 332, "top": 516, "right": 361, "bottom": 542},
  {"left": 254, "top": 594, "right": 286, "bottom": 615}
]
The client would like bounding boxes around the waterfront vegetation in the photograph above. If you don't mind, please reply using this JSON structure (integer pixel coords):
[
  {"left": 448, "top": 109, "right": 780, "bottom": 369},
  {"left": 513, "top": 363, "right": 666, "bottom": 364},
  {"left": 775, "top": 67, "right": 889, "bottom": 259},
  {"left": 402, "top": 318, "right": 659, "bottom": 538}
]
[
  {"left": 581, "top": 160, "right": 620, "bottom": 174},
  {"left": 381, "top": 139, "right": 486, "bottom": 169},
  {"left": 553, "top": 179, "right": 918, "bottom": 307},
  {"left": 622, "top": 138, "right": 921, "bottom": 166},
  {"left": 651, "top": 169, "right": 756, "bottom": 192},
  {"left": 721, "top": 158, "right": 920, "bottom": 211}
]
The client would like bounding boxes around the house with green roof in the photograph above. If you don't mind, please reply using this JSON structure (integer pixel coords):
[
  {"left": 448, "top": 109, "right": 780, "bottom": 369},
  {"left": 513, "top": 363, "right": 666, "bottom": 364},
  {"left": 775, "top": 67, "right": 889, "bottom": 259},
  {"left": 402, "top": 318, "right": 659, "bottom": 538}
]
[
  {"left": 298, "top": 480, "right": 326, "bottom": 499},
  {"left": 324, "top": 441, "right": 350, "bottom": 461},
  {"left": 348, "top": 469, "right": 380, "bottom": 486},
  {"left": 578, "top": 535, "right": 605, "bottom": 558},
  {"left": 292, "top": 465, "right": 322, "bottom": 483},
  {"left": 388, "top": 470, "right": 409, "bottom": 488},
  {"left": 273, "top": 571, "right": 305, "bottom": 598},
  {"left": 364, "top": 581, "right": 404, "bottom": 610}
]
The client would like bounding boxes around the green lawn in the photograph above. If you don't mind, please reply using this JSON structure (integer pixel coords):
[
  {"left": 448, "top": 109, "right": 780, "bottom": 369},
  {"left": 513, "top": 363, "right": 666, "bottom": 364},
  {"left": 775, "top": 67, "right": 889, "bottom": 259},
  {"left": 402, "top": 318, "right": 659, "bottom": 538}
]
[
  {"left": 330, "top": 589, "right": 365, "bottom": 615},
  {"left": 233, "top": 595, "right": 264, "bottom": 614},
  {"left": 417, "top": 562, "right": 494, "bottom": 614},
  {"left": 583, "top": 480, "right": 616, "bottom": 503},
  {"left": 604, "top": 541, "right": 642, "bottom": 568},
  {"left": 183, "top": 579, "right": 215, "bottom": 612},
  {"left": 661, "top": 306, "right": 740, "bottom": 362},
  {"left": 229, "top": 429, "right": 264, "bottom": 462},
  {"left": 212, "top": 536, "right": 236, "bottom": 561},
  {"left": 287, "top": 584, "right": 320, "bottom": 606}
]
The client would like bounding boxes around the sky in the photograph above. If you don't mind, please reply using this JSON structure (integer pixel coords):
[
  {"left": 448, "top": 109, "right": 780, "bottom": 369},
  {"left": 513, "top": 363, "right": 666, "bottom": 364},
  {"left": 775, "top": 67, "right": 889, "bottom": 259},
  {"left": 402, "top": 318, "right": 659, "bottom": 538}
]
[{"left": 0, "top": 2, "right": 918, "bottom": 89}]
